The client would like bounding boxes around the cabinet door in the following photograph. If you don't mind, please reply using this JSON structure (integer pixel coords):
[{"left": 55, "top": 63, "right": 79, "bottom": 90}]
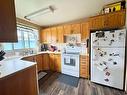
[
  {"left": 80, "top": 55, "right": 89, "bottom": 78},
  {"left": 71, "top": 23, "right": 81, "bottom": 34},
  {"left": 41, "top": 29, "right": 47, "bottom": 43},
  {"left": 81, "top": 22, "right": 89, "bottom": 41},
  {"left": 46, "top": 28, "right": 52, "bottom": 43},
  {"left": 63, "top": 24, "right": 71, "bottom": 35},
  {"left": 42, "top": 54, "right": 49, "bottom": 70},
  {"left": 57, "top": 26, "right": 64, "bottom": 43},
  {"left": 89, "top": 10, "right": 126, "bottom": 30},
  {"left": 0, "top": 0, "right": 17, "bottom": 42},
  {"left": 35, "top": 54, "right": 42, "bottom": 72},
  {"left": 104, "top": 10, "right": 126, "bottom": 29},
  {"left": 49, "top": 54, "right": 55, "bottom": 71},
  {"left": 54, "top": 54, "right": 61, "bottom": 72},
  {"left": 51, "top": 27, "right": 57, "bottom": 43},
  {"left": 89, "top": 15, "right": 104, "bottom": 30}
]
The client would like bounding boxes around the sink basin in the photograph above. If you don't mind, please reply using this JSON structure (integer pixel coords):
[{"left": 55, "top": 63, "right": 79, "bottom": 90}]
[{"left": 3, "top": 56, "right": 21, "bottom": 61}]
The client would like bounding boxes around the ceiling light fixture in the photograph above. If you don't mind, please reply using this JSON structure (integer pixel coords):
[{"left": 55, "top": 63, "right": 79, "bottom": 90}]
[{"left": 24, "top": 5, "right": 56, "bottom": 20}]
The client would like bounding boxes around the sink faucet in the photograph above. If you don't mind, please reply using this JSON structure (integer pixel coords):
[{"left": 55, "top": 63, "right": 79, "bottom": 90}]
[{"left": 23, "top": 49, "right": 34, "bottom": 56}]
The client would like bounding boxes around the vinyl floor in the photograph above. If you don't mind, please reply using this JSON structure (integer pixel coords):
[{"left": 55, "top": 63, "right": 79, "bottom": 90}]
[{"left": 39, "top": 71, "right": 126, "bottom": 95}]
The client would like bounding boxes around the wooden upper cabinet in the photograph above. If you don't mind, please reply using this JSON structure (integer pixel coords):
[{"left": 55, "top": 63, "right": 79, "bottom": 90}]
[
  {"left": 81, "top": 22, "right": 89, "bottom": 41},
  {"left": 71, "top": 23, "right": 81, "bottom": 34},
  {"left": 89, "top": 10, "right": 126, "bottom": 30},
  {"left": 41, "top": 29, "right": 47, "bottom": 43},
  {"left": 57, "top": 26, "right": 64, "bottom": 43},
  {"left": 63, "top": 24, "right": 71, "bottom": 35},
  {"left": 104, "top": 10, "right": 126, "bottom": 29},
  {"left": 0, "top": 0, "right": 17, "bottom": 42},
  {"left": 46, "top": 28, "right": 52, "bottom": 43},
  {"left": 89, "top": 15, "right": 104, "bottom": 30},
  {"left": 51, "top": 27, "right": 57, "bottom": 43}
]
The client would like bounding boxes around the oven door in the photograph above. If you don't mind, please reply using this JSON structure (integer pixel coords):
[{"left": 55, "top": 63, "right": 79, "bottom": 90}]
[{"left": 62, "top": 54, "right": 79, "bottom": 71}]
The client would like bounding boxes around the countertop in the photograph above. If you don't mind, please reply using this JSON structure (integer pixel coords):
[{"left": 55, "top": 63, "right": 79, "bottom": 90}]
[
  {"left": 21, "top": 51, "right": 87, "bottom": 58},
  {"left": 0, "top": 51, "right": 60, "bottom": 79},
  {"left": 0, "top": 58, "right": 36, "bottom": 79},
  {"left": 0, "top": 51, "right": 88, "bottom": 79},
  {"left": 23, "top": 51, "right": 61, "bottom": 57}
]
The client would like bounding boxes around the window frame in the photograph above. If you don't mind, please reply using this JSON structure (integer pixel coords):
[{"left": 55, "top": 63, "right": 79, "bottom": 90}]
[{"left": 3, "top": 25, "right": 39, "bottom": 51}]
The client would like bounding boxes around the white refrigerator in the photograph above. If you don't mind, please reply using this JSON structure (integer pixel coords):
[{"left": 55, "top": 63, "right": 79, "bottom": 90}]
[{"left": 90, "top": 29, "right": 126, "bottom": 90}]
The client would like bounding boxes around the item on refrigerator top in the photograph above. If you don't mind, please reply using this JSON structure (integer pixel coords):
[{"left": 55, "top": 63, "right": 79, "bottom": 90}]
[
  {"left": 90, "top": 29, "right": 126, "bottom": 90},
  {"left": 102, "top": 1, "right": 126, "bottom": 14}
]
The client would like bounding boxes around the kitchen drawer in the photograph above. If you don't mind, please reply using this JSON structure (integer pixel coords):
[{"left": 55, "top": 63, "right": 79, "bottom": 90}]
[
  {"left": 80, "top": 61, "right": 89, "bottom": 64},
  {"left": 80, "top": 55, "right": 89, "bottom": 59},
  {"left": 80, "top": 63, "right": 88, "bottom": 66},
  {"left": 80, "top": 70, "right": 88, "bottom": 75},
  {"left": 80, "top": 59, "right": 88, "bottom": 62},
  {"left": 80, "top": 66, "right": 88, "bottom": 71},
  {"left": 80, "top": 71, "right": 88, "bottom": 78}
]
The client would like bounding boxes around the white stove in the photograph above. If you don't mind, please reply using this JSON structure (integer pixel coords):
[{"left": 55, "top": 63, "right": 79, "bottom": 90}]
[{"left": 61, "top": 45, "right": 81, "bottom": 77}]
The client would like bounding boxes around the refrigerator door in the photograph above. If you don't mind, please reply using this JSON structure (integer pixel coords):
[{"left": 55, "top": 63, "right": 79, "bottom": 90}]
[{"left": 90, "top": 29, "right": 126, "bottom": 90}]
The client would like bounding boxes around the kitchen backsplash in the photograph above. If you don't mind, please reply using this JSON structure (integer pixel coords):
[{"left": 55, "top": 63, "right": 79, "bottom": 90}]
[
  {"left": 44, "top": 43, "right": 87, "bottom": 54},
  {"left": 1, "top": 42, "right": 87, "bottom": 57}
]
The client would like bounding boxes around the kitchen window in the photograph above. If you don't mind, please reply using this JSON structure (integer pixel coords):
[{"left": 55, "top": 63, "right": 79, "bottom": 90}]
[{"left": 3, "top": 25, "right": 39, "bottom": 51}]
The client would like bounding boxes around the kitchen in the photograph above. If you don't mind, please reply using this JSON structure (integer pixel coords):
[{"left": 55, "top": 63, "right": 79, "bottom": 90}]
[{"left": 0, "top": 0, "right": 126, "bottom": 95}]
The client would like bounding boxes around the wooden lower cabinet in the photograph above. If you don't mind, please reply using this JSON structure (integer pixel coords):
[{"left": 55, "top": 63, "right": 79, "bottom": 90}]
[
  {"left": 49, "top": 54, "right": 61, "bottom": 72},
  {"left": 42, "top": 54, "right": 49, "bottom": 70},
  {"left": 35, "top": 54, "right": 43, "bottom": 72},
  {"left": 49, "top": 54, "right": 55, "bottom": 71},
  {"left": 22, "top": 53, "right": 61, "bottom": 72},
  {"left": 0, "top": 65, "right": 38, "bottom": 95},
  {"left": 54, "top": 54, "right": 61, "bottom": 72},
  {"left": 22, "top": 55, "right": 43, "bottom": 72},
  {"left": 80, "top": 55, "right": 89, "bottom": 78}
]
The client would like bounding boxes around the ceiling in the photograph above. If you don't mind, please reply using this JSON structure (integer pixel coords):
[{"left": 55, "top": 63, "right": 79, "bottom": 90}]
[{"left": 15, "top": 0, "right": 121, "bottom": 26}]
